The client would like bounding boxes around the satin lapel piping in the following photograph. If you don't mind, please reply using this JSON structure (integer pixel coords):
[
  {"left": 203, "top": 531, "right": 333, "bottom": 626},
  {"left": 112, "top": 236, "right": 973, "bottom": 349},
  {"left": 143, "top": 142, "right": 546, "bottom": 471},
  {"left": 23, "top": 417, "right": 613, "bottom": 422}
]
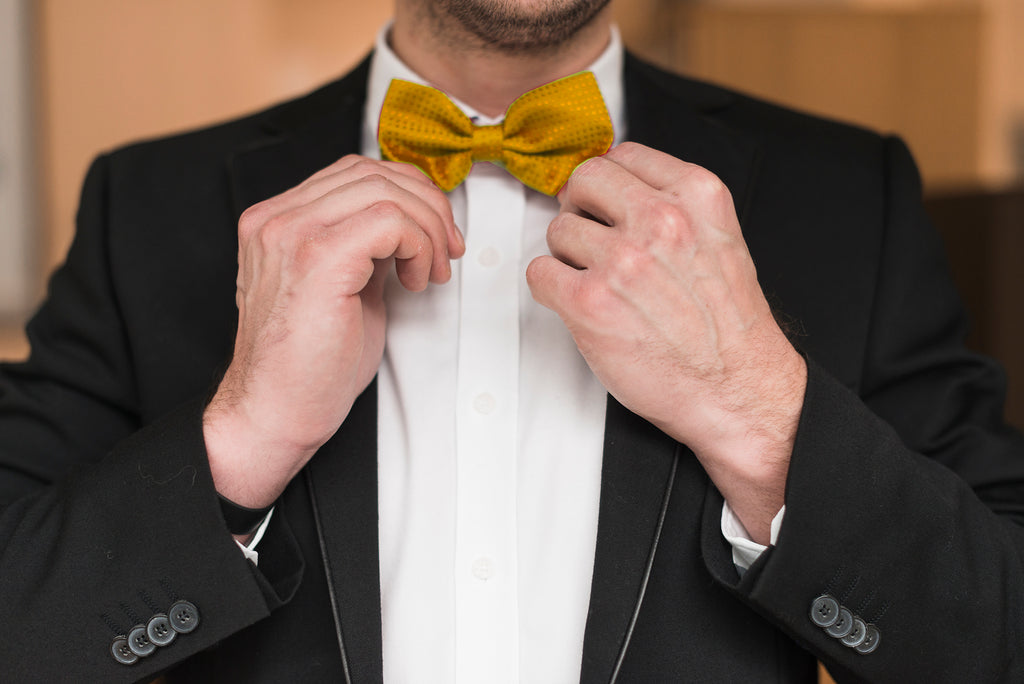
[
  {"left": 306, "top": 469, "right": 354, "bottom": 684},
  {"left": 609, "top": 446, "right": 680, "bottom": 684},
  {"left": 580, "top": 397, "right": 680, "bottom": 684},
  {"left": 305, "top": 381, "right": 384, "bottom": 684}
]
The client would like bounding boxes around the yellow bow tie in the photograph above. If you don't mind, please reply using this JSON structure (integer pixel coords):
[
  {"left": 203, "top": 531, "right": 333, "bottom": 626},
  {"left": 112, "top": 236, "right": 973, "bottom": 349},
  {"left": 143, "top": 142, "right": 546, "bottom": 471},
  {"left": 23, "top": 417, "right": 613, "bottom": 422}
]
[{"left": 378, "top": 72, "right": 614, "bottom": 196}]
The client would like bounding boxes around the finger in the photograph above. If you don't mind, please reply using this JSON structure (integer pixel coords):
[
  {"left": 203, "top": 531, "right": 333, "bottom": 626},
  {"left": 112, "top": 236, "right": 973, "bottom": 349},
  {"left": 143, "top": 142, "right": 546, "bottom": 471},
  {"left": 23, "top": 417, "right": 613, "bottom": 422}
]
[
  {"left": 559, "top": 155, "right": 654, "bottom": 227},
  {"left": 331, "top": 201, "right": 435, "bottom": 293},
  {"left": 545, "top": 211, "right": 616, "bottom": 270},
  {"left": 311, "top": 159, "right": 465, "bottom": 259},
  {"left": 262, "top": 156, "right": 464, "bottom": 259},
  {"left": 603, "top": 142, "right": 715, "bottom": 195},
  {"left": 304, "top": 154, "right": 433, "bottom": 189},
  {"left": 525, "top": 254, "right": 583, "bottom": 319},
  {"left": 291, "top": 174, "right": 453, "bottom": 284}
]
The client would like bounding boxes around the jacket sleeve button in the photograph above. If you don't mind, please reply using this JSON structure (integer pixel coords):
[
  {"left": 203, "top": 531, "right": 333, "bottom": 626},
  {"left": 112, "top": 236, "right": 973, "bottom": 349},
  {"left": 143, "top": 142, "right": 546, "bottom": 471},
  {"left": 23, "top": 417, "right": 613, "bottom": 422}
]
[
  {"left": 168, "top": 600, "right": 201, "bottom": 634},
  {"left": 810, "top": 595, "right": 840, "bottom": 628},
  {"left": 147, "top": 613, "right": 177, "bottom": 647},
  {"left": 127, "top": 624, "right": 156, "bottom": 657},
  {"left": 110, "top": 636, "right": 139, "bottom": 665},
  {"left": 841, "top": 617, "right": 868, "bottom": 648},
  {"left": 855, "top": 624, "right": 881, "bottom": 654},
  {"left": 825, "top": 607, "right": 854, "bottom": 639}
]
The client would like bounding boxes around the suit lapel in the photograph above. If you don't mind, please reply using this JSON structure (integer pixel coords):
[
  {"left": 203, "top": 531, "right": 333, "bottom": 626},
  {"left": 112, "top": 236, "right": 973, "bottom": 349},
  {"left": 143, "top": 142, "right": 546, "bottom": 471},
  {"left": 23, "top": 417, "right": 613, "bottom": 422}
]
[
  {"left": 579, "top": 55, "right": 762, "bottom": 683},
  {"left": 228, "top": 56, "right": 386, "bottom": 684},
  {"left": 620, "top": 53, "right": 760, "bottom": 224},
  {"left": 228, "top": 56, "right": 371, "bottom": 219},
  {"left": 305, "top": 383, "right": 384, "bottom": 684}
]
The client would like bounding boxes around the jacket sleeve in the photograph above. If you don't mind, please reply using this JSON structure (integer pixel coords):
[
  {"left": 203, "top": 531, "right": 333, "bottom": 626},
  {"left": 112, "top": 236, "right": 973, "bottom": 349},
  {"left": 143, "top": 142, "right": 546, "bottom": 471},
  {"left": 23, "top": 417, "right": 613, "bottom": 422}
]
[
  {"left": 0, "top": 155, "right": 302, "bottom": 682},
  {"left": 703, "top": 137, "right": 1024, "bottom": 683}
]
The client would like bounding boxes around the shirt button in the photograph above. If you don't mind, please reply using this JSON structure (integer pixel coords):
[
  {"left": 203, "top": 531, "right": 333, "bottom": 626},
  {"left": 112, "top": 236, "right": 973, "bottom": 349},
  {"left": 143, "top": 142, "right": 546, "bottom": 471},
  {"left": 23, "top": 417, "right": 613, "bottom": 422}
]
[
  {"left": 473, "top": 393, "right": 496, "bottom": 415},
  {"left": 471, "top": 557, "right": 495, "bottom": 581},
  {"left": 477, "top": 247, "right": 500, "bottom": 267}
]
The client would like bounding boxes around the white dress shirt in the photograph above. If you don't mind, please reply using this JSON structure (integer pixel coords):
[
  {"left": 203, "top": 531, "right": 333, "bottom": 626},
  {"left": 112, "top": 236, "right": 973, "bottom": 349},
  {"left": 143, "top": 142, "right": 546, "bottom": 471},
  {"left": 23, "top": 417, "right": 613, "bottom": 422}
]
[
  {"left": 243, "top": 23, "right": 781, "bottom": 683},
  {"left": 365, "top": 26, "right": 624, "bottom": 684}
]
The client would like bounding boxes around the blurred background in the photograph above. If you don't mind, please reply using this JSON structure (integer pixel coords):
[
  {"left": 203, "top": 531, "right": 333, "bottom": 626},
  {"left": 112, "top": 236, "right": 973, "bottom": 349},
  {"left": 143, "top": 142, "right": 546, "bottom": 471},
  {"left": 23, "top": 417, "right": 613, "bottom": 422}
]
[{"left": 0, "top": 0, "right": 1021, "bottom": 413}]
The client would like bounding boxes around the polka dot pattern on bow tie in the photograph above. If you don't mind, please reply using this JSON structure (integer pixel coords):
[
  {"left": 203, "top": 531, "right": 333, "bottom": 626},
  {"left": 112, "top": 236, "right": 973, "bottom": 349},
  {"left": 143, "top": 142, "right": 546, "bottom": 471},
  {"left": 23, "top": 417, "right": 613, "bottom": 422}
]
[{"left": 378, "top": 72, "right": 614, "bottom": 195}]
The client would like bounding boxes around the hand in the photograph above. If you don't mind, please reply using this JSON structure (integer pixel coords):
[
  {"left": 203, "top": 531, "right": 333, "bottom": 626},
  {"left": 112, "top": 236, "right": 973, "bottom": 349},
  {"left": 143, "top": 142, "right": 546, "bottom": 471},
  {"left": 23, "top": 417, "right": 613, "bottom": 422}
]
[
  {"left": 204, "top": 155, "right": 464, "bottom": 509},
  {"left": 526, "top": 142, "right": 805, "bottom": 543}
]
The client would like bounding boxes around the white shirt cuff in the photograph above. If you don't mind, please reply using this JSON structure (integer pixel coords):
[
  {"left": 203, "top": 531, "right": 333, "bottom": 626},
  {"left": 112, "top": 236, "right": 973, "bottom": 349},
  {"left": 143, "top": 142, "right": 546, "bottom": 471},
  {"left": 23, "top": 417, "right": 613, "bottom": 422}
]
[
  {"left": 720, "top": 503, "right": 785, "bottom": 571},
  {"left": 233, "top": 507, "right": 274, "bottom": 565}
]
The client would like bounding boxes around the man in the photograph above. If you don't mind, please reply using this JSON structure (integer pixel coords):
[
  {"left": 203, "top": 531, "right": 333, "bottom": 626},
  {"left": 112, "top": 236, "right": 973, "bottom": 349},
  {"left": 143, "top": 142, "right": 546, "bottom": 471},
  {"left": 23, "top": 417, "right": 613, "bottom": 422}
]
[{"left": 1, "top": 0, "right": 1022, "bottom": 681}]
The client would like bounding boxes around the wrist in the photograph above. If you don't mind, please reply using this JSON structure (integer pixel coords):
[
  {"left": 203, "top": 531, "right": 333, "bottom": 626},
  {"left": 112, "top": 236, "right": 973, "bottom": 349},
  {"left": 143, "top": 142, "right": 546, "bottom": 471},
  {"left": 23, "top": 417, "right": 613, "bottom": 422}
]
[
  {"left": 690, "top": 348, "right": 806, "bottom": 543},
  {"left": 696, "top": 345, "right": 806, "bottom": 464},
  {"left": 203, "top": 389, "right": 313, "bottom": 509}
]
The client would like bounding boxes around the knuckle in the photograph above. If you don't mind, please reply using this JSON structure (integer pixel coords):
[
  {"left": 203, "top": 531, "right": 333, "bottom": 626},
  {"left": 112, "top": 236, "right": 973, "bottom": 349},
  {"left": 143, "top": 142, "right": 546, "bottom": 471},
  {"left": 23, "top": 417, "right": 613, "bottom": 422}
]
[
  {"left": 644, "top": 199, "right": 689, "bottom": 241},
  {"left": 359, "top": 172, "right": 400, "bottom": 198},
  {"left": 361, "top": 171, "right": 389, "bottom": 187},
  {"left": 546, "top": 213, "right": 571, "bottom": 241},
  {"left": 568, "top": 155, "right": 606, "bottom": 187},
  {"left": 368, "top": 198, "right": 405, "bottom": 223},
  {"left": 238, "top": 200, "right": 272, "bottom": 238},
  {"left": 689, "top": 167, "right": 729, "bottom": 204},
  {"left": 610, "top": 141, "right": 643, "bottom": 159},
  {"left": 606, "top": 243, "right": 652, "bottom": 294},
  {"left": 256, "top": 213, "right": 295, "bottom": 253}
]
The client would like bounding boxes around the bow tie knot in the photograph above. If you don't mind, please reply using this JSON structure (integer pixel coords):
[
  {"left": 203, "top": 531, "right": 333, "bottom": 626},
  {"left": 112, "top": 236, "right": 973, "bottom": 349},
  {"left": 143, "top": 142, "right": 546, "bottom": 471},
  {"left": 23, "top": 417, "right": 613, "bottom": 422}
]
[
  {"left": 471, "top": 124, "right": 504, "bottom": 162},
  {"left": 378, "top": 72, "right": 614, "bottom": 196}
]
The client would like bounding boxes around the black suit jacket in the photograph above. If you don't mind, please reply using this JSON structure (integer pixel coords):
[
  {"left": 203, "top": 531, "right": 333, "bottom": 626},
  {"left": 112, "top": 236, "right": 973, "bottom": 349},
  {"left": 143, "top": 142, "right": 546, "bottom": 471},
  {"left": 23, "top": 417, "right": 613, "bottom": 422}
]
[{"left": 2, "top": 54, "right": 1023, "bottom": 683}]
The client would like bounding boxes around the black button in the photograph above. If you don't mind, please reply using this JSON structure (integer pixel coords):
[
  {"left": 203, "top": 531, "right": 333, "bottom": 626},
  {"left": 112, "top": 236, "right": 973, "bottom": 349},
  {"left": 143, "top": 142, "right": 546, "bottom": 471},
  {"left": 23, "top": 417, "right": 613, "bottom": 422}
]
[
  {"left": 110, "top": 636, "right": 138, "bottom": 665},
  {"left": 856, "top": 624, "right": 881, "bottom": 654},
  {"left": 810, "top": 595, "right": 840, "bottom": 628},
  {"left": 841, "top": 617, "right": 867, "bottom": 648},
  {"left": 147, "top": 613, "right": 177, "bottom": 647},
  {"left": 168, "top": 600, "right": 200, "bottom": 634},
  {"left": 128, "top": 624, "right": 156, "bottom": 657},
  {"left": 825, "top": 607, "right": 854, "bottom": 639}
]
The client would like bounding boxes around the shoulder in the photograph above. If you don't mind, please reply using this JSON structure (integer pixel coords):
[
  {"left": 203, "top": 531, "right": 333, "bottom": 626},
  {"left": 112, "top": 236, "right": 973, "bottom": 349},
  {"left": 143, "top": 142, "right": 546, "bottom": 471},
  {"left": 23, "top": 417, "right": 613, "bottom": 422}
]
[
  {"left": 621, "top": 53, "right": 915, "bottom": 227},
  {"left": 623, "top": 52, "right": 883, "bottom": 151},
  {"left": 101, "top": 55, "right": 371, "bottom": 179}
]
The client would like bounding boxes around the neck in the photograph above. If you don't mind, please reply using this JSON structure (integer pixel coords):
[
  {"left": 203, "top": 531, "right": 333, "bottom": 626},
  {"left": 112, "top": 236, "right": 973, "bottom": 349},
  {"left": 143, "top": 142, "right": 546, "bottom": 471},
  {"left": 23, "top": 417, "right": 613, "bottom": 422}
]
[{"left": 390, "top": 4, "right": 612, "bottom": 118}]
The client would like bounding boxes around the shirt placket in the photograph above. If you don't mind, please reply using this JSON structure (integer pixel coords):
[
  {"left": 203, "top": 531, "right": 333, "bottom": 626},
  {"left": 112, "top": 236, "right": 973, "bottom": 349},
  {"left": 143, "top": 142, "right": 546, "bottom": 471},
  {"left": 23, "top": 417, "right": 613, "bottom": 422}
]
[{"left": 453, "top": 160, "right": 524, "bottom": 684}]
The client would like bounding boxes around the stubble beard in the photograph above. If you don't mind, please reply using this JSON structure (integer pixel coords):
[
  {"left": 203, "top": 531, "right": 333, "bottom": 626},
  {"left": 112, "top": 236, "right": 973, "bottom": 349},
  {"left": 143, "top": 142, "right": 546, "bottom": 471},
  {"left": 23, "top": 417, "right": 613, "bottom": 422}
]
[{"left": 427, "top": 0, "right": 612, "bottom": 54}]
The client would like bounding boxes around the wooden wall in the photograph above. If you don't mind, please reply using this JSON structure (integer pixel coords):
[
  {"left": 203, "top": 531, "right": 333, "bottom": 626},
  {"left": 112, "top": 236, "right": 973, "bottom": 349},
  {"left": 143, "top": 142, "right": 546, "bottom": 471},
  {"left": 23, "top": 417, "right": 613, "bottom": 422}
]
[{"left": 671, "top": 3, "right": 984, "bottom": 189}]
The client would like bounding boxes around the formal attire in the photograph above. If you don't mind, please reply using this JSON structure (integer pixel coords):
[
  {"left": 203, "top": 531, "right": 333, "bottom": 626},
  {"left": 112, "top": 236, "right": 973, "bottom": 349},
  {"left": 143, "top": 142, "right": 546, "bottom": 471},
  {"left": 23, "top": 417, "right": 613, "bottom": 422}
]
[{"left": 1, "top": 33, "right": 1023, "bottom": 684}]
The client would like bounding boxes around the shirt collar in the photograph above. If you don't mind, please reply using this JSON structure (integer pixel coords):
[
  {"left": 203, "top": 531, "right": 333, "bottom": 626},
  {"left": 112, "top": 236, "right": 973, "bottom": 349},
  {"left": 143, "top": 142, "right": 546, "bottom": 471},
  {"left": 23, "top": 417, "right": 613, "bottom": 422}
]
[{"left": 361, "top": 21, "right": 626, "bottom": 159}]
